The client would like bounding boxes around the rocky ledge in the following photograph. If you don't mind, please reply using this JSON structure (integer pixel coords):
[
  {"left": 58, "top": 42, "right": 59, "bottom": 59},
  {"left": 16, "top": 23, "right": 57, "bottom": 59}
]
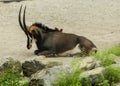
[{"left": 0, "top": 56, "right": 120, "bottom": 86}]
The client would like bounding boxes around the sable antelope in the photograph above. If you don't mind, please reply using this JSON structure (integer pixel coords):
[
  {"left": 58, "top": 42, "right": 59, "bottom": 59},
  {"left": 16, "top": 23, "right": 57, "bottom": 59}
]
[{"left": 18, "top": 6, "right": 97, "bottom": 56}]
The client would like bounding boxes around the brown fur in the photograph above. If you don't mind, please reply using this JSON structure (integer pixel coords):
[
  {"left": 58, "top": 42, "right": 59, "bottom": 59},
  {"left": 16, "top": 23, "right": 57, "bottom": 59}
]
[{"left": 28, "top": 25, "right": 38, "bottom": 33}]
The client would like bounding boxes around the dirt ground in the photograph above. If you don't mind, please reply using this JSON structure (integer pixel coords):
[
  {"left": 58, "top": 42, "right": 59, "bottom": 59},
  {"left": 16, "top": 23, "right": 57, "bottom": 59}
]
[{"left": 0, "top": 0, "right": 120, "bottom": 63}]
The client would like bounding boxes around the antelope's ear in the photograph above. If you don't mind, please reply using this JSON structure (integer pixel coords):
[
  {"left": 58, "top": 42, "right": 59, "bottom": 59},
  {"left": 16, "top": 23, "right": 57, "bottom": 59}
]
[
  {"left": 55, "top": 27, "right": 58, "bottom": 30},
  {"left": 54, "top": 27, "right": 63, "bottom": 32}
]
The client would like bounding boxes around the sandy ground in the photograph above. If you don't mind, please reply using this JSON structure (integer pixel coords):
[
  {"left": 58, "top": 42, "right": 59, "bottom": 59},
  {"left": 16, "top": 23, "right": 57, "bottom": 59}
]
[{"left": 0, "top": 0, "right": 120, "bottom": 63}]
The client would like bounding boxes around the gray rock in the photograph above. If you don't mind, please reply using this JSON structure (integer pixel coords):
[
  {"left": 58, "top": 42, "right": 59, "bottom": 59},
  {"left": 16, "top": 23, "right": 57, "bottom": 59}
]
[
  {"left": 22, "top": 60, "right": 45, "bottom": 77},
  {"left": 115, "top": 82, "right": 120, "bottom": 86},
  {"left": 114, "top": 56, "right": 120, "bottom": 64},
  {"left": 80, "top": 56, "right": 97, "bottom": 70},
  {"left": 94, "top": 60, "right": 101, "bottom": 68},
  {"left": 30, "top": 65, "right": 72, "bottom": 86},
  {"left": 44, "top": 65, "right": 72, "bottom": 86},
  {"left": 29, "top": 65, "right": 106, "bottom": 86},
  {"left": 29, "top": 56, "right": 102, "bottom": 86},
  {"left": 81, "top": 67, "right": 104, "bottom": 77},
  {"left": 0, "top": 56, "right": 11, "bottom": 67},
  {"left": 81, "top": 67, "right": 105, "bottom": 85}
]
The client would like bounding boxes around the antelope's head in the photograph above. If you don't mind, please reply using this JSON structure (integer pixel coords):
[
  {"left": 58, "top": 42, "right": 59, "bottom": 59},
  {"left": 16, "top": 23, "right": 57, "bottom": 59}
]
[{"left": 18, "top": 5, "right": 34, "bottom": 49}]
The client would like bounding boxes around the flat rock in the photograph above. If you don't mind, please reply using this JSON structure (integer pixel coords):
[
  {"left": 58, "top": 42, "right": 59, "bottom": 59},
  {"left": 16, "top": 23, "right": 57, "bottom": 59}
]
[{"left": 80, "top": 56, "right": 97, "bottom": 70}]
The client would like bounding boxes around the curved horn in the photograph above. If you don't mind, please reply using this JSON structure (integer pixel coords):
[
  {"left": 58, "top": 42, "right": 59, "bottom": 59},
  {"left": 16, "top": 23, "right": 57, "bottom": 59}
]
[
  {"left": 18, "top": 5, "right": 28, "bottom": 36},
  {"left": 23, "top": 6, "right": 32, "bottom": 37},
  {"left": 19, "top": 5, "right": 33, "bottom": 49}
]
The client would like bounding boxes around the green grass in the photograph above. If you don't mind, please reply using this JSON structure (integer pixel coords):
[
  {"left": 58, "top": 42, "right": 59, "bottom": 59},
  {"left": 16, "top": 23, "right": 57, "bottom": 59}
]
[
  {"left": 53, "top": 58, "right": 82, "bottom": 86},
  {"left": 0, "top": 60, "right": 28, "bottom": 86},
  {"left": 0, "top": 71, "right": 28, "bottom": 86},
  {"left": 93, "top": 44, "right": 120, "bottom": 66},
  {"left": 103, "top": 65, "right": 120, "bottom": 85},
  {"left": 93, "top": 51, "right": 117, "bottom": 66},
  {"left": 108, "top": 44, "right": 120, "bottom": 56}
]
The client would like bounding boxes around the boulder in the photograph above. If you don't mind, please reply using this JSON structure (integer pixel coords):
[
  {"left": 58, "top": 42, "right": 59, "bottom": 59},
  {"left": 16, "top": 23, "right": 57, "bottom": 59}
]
[
  {"left": 29, "top": 65, "right": 72, "bottom": 86},
  {"left": 0, "top": 56, "right": 11, "bottom": 67},
  {"left": 22, "top": 60, "right": 45, "bottom": 77},
  {"left": 29, "top": 65, "right": 105, "bottom": 86},
  {"left": 80, "top": 56, "right": 98, "bottom": 70},
  {"left": 28, "top": 56, "right": 102, "bottom": 86},
  {"left": 21, "top": 58, "right": 63, "bottom": 77},
  {"left": 81, "top": 67, "right": 105, "bottom": 85}
]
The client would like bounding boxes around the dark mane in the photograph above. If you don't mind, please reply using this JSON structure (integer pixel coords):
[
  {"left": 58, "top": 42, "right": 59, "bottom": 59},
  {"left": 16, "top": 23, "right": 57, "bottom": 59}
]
[{"left": 33, "top": 22, "right": 58, "bottom": 32}]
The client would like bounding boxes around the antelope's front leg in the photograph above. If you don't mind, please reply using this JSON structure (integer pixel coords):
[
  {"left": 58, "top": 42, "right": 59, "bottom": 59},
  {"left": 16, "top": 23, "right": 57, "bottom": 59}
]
[
  {"left": 34, "top": 50, "right": 42, "bottom": 55},
  {"left": 34, "top": 50, "right": 55, "bottom": 57}
]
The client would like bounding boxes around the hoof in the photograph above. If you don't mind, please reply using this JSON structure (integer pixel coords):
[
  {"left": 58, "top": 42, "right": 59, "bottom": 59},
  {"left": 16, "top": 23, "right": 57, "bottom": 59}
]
[{"left": 34, "top": 50, "right": 40, "bottom": 55}]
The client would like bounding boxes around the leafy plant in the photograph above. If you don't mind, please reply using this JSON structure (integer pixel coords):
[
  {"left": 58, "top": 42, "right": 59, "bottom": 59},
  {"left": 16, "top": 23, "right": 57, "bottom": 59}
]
[
  {"left": 108, "top": 44, "right": 120, "bottom": 56},
  {"left": 93, "top": 44, "right": 120, "bottom": 66},
  {"left": 54, "top": 58, "right": 82, "bottom": 86},
  {"left": 93, "top": 50, "right": 117, "bottom": 66},
  {"left": 103, "top": 65, "right": 120, "bottom": 85},
  {"left": 0, "top": 60, "right": 28, "bottom": 86}
]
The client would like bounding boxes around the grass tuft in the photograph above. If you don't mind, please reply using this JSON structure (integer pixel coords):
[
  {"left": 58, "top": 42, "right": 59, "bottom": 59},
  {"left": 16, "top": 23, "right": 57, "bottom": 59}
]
[
  {"left": 108, "top": 44, "right": 120, "bottom": 56},
  {"left": 53, "top": 58, "right": 82, "bottom": 86},
  {"left": 93, "top": 44, "right": 120, "bottom": 66},
  {"left": 103, "top": 65, "right": 120, "bottom": 85},
  {"left": 93, "top": 51, "right": 117, "bottom": 66},
  {"left": 0, "top": 60, "right": 28, "bottom": 86}
]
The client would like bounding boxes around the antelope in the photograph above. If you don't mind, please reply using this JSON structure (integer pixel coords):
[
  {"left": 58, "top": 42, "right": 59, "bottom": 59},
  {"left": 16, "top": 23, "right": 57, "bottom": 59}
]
[{"left": 18, "top": 5, "right": 97, "bottom": 57}]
